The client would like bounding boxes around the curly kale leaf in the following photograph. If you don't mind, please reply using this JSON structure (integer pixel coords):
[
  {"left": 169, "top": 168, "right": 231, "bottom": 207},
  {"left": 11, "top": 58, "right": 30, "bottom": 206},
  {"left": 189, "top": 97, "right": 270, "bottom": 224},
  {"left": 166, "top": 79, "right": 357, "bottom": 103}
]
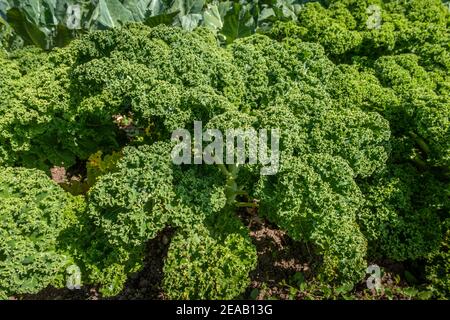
[{"left": 0, "top": 167, "right": 84, "bottom": 298}]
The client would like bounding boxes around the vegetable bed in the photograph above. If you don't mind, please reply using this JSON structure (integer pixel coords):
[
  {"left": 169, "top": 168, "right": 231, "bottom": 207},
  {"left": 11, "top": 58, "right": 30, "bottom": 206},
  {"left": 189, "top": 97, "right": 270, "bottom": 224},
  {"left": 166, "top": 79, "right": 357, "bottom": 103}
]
[{"left": 0, "top": 0, "right": 449, "bottom": 300}]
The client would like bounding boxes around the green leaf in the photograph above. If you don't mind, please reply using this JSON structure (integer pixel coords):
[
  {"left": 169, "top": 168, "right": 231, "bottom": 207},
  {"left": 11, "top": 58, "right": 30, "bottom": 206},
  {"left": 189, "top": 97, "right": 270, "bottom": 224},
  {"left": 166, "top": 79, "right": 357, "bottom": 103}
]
[
  {"left": 404, "top": 270, "right": 418, "bottom": 285},
  {"left": 90, "top": 0, "right": 134, "bottom": 29},
  {"left": 335, "top": 283, "right": 354, "bottom": 295},
  {"left": 249, "top": 288, "right": 259, "bottom": 299},
  {"left": 40, "top": 0, "right": 59, "bottom": 26},
  {"left": 179, "top": 12, "right": 202, "bottom": 31},
  {"left": 54, "top": 23, "right": 74, "bottom": 48},
  {"left": 202, "top": 4, "right": 222, "bottom": 31},
  {"left": 148, "top": 0, "right": 165, "bottom": 16},
  {"left": 299, "top": 282, "right": 307, "bottom": 291},
  {"left": 291, "top": 271, "right": 304, "bottom": 287},
  {"left": 123, "top": 0, "right": 153, "bottom": 20},
  {"left": 22, "top": 255, "right": 35, "bottom": 265},
  {"left": 54, "top": 0, "right": 70, "bottom": 23},
  {"left": 258, "top": 7, "right": 276, "bottom": 23},
  {"left": 417, "top": 290, "right": 433, "bottom": 300},
  {"left": 20, "top": 0, "right": 43, "bottom": 25},
  {"left": 144, "top": 10, "right": 179, "bottom": 27},
  {"left": 6, "top": 7, "right": 48, "bottom": 49},
  {"left": 402, "top": 287, "right": 419, "bottom": 298},
  {"left": 289, "top": 286, "right": 298, "bottom": 299},
  {"left": 384, "top": 287, "right": 394, "bottom": 300},
  {"left": 169, "top": 0, "right": 205, "bottom": 16},
  {"left": 279, "top": 0, "right": 302, "bottom": 21},
  {"left": 221, "top": 2, "right": 255, "bottom": 44},
  {"left": 0, "top": 0, "right": 10, "bottom": 19}
]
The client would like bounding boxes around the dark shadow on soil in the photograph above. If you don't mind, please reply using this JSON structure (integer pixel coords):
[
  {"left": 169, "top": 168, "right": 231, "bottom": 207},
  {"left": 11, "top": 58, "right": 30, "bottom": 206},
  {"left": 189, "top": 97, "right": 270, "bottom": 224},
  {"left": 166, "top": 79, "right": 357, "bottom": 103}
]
[
  {"left": 238, "top": 209, "right": 313, "bottom": 299},
  {"left": 111, "top": 227, "right": 175, "bottom": 300},
  {"left": 16, "top": 211, "right": 416, "bottom": 300},
  {"left": 18, "top": 227, "right": 174, "bottom": 300}
]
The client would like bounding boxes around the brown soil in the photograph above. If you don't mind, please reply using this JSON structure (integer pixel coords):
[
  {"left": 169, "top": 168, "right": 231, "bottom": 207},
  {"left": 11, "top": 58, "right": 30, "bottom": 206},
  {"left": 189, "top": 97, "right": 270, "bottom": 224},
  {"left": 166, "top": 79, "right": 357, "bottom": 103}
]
[{"left": 16, "top": 212, "right": 414, "bottom": 301}]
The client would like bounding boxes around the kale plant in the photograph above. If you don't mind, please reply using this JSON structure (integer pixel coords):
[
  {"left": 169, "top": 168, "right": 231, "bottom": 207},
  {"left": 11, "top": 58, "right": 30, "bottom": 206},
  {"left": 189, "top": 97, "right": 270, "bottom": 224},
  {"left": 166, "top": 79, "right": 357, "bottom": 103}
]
[{"left": 0, "top": 0, "right": 448, "bottom": 300}]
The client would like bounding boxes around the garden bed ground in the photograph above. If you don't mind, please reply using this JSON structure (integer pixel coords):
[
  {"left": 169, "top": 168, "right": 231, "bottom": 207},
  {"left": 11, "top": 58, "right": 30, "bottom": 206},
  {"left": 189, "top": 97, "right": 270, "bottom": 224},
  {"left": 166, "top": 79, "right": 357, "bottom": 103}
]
[{"left": 16, "top": 210, "right": 416, "bottom": 301}]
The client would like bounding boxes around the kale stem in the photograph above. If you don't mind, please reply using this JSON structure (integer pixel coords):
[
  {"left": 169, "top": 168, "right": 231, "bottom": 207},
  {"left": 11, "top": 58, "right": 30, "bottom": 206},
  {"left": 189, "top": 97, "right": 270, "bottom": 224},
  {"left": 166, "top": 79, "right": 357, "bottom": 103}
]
[
  {"left": 235, "top": 202, "right": 259, "bottom": 208},
  {"left": 411, "top": 157, "right": 427, "bottom": 169},
  {"left": 234, "top": 190, "right": 249, "bottom": 197},
  {"left": 409, "top": 131, "right": 431, "bottom": 155},
  {"left": 217, "top": 163, "right": 231, "bottom": 177}
]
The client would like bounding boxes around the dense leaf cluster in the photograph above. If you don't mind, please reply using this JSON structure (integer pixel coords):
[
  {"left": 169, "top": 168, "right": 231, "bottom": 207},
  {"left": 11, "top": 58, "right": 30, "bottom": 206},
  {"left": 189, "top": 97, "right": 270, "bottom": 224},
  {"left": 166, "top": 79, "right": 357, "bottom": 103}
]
[
  {"left": 267, "top": 0, "right": 449, "bottom": 295},
  {"left": 0, "top": 0, "right": 315, "bottom": 50},
  {"left": 0, "top": 0, "right": 448, "bottom": 299},
  {"left": 0, "top": 167, "right": 84, "bottom": 299}
]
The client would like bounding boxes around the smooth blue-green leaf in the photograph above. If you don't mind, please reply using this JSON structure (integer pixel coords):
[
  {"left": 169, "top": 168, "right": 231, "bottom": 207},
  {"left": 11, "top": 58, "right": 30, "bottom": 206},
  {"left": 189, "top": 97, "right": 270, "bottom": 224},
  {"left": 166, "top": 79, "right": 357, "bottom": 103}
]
[
  {"left": 179, "top": 12, "right": 201, "bottom": 31},
  {"left": 148, "top": 0, "right": 165, "bottom": 16},
  {"left": 6, "top": 7, "right": 48, "bottom": 48},
  {"left": 144, "top": 9, "right": 179, "bottom": 27},
  {"left": 169, "top": 0, "right": 204, "bottom": 15},
  {"left": 90, "top": 0, "right": 134, "bottom": 29},
  {"left": 123, "top": 0, "right": 152, "bottom": 20},
  {"left": 221, "top": 2, "right": 255, "bottom": 44},
  {"left": 0, "top": 0, "right": 9, "bottom": 19},
  {"left": 202, "top": 3, "right": 222, "bottom": 31}
]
